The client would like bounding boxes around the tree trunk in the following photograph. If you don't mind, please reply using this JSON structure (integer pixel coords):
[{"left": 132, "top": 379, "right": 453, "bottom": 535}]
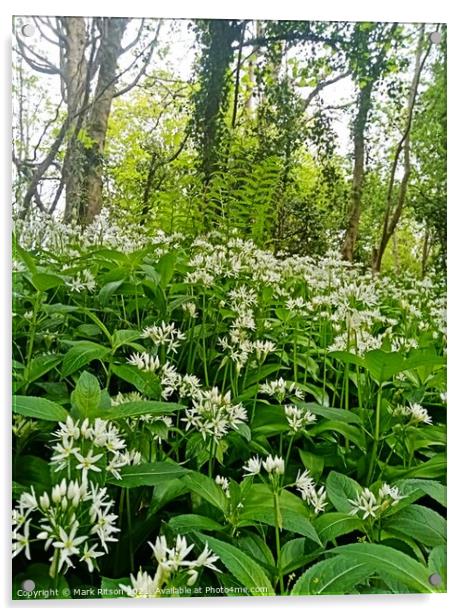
[
  {"left": 81, "top": 18, "right": 129, "bottom": 223},
  {"left": 194, "top": 20, "right": 240, "bottom": 188},
  {"left": 341, "top": 82, "right": 372, "bottom": 261},
  {"left": 372, "top": 27, "right": 429, "bottom": 273},
  {"left": 62, "top": 17, "right": 88, "bottom": 220}
]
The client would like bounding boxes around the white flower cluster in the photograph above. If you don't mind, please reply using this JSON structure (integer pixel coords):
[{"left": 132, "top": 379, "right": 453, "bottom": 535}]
[
  {"left": 294, "top": 470, "right": 328, "bottom": 514},
  {"left": 182, "top": 387, "right": 248, "bottom": 443},
  {"left": 391, "top": 402, "right": 433, "bottom": 425},
  {"left": 242, "top": 455, "right": 285, "bottom": 477},
  {"left": 66, "top": 269, "right": 96, "bottom": 293},
  {"left": 348, "top": 483, "right": 403, "bottom": 519},
  {"left": 284, "top": 405, "right": 317, "bottom": 433},
  {"left": 142, "top": 321, "right": 186, "bottom": 354},
  {"left": 12, "top": 478, "right": 119, "bottom": 574},
  {"left": 51, "top": 416, "right": 141, "bottom": 481},
  {"left": 119, "top": 535, "right": 220, "bottom": 598},
  {"left": 126, "top": 352, "right": 201, "bottom": 400},
  {"left": 259, "top": 378, "right": 304, "bottom": 403},
  {"left": 215, "top": 475, "right": 230, "bottom": 497}
]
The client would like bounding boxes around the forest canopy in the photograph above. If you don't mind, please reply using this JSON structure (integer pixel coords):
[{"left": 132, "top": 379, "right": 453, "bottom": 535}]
[{"left": 12, "top": 17, "right": 446, "bottom": 275}]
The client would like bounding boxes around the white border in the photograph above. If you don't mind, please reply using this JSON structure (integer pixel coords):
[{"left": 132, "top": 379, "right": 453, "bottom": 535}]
[{"left": 1, "top": 1, "right": 464, "bottom": 614}]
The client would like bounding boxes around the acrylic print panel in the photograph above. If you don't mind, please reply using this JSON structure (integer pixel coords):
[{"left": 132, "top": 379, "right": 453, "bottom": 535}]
[{"left": 12, "top": 15, "right": 447, "bottom": 600}]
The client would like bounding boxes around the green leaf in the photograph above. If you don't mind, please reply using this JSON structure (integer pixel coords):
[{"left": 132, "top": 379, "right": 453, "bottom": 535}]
[
  {"left": 383, "top": 453, "right": 446, "bottom": 481},
  {"left": 98, "top": 280, "right": 125, "bottom": 305},
  {"left": 30, "top": 272, "right": 64, "bottom": 292},
  {"left": 70, "top": 370, "right": 101, "bottom": 418},
  {"left": 112, "top": 364, "right": 161, "bottom": 398},
  {"left": 291, "top": 554, "right": 374, "bottom": 595},
  {"left": 155, "top": 252, "right": 176, "bottom": 288},
  {"left": 330, "top": 543, "right": 435, "bottom": 592},
  {"left": 301, "top": 402, "right": 363, "bottom": 424},
  {"left": 362, "top": 350, "right": 405, "bottom": 383},
  {"left": 194, "top": 533, "right": 275, "bottom": 596},
  {"left": 111, "top": 329, "right": 141, "bottom": 350},
  {"left": 14, "top": 455, "right": 51, "bottom": 494},
  {"left": 428, "top": 545, "right": 446, "bottom": 591},
  {"left": 181, "top": 471, "right": 229, "bottom": 513},
  {"left": 167, "top": 514, "right": 224, "bottom": 533},
  {"left": 24, "top": 354, "right": 62, "bottom": 385},
  {"left": 396, "top": 478, "right": 446, "bottom": 507},
  {"left": 314, "top": 512, "right": 365, "bottom": 544},
  {"left": 299, "top": 449, "right": 324, "bottom": 481},
  {"left": 236, "top": 533, "right": 276, "bottom": 572},
  {"left": 13, "top": 395, "right": 67, "bottom": 421},
  {"left": 326, "top": 471, "right": 361, "bottom": 513},
  {"left": 240, "top": 485, "right": 321, "bottom": 545},
  {"left": 382, "top": 504, "right": 446, "bottom": 547},
  {"left": 281, "top": 538, "right": 321, "bottom": 575},
  {"left": 101, "top": 400, "right": 184, "bottom": 420},
  {"left": 61, "top": 342, "right": 110, "bottom": 377},
  {"left": 108, "top": 461, "right": 189, "bottom": 488},
  {"left": 309, "top": 420, "right": 366, "bottom": 450}
]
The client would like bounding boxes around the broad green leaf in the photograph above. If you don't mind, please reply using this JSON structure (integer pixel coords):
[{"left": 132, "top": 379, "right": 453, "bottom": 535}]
[
  {"left": 396, "top": 478, "right": 446, "bottom": 507},
  {"left": 111, "top": 329, "right": 141, "bottom": 350},
  {"left": 194, "top": 533, "right": 275, "bottom": 596},
  {"left": 24, "top": 354, "right": 62, "bottom": 385},
  {"left": 291, "top": 554, "right": 374, "bottom": 595},
  {"left": 236, "top": 533, "right": 276, "bottom": 572},
  {"left": 98, "top": 280, "right": 124, "bottom": 305},
  {"left": 30, "top": 272, "right": 64, "bottom": 292},
  {"left": 182, "top": 471, "right": 229, "bottom": 513},
  {"left": 382, "top": 504, "right": 446, "bottom": 547},
  {"left": 326, "top": 471, "right": 361, "bottom": 513},
  {"left": 112, "top": 364, "right": 161, "bottom": 398},
  {"left": 70, "top": 370, "right": 101, "bottom": 417},
  {"left": 299, "top": 449, "right": 324, "bottom": 481},
  {"left": 13, "top": 395, "right": 67, "bottom": 421},
  {"left": 330, "top": 543, "right": 435, "bottom": 593},
  {"left": 309, "top": 420, "right": 366, "bottom": 450},
  {"left": 362, "top": 350, "right": 405, "bottom": 383},
  {"left": 314, "top": 512, "right": 365, "bottom": 544},
  {"left": 108, "top": 461, "right": 189, "bottom": 488},
  {"left": 14, "top": 455, "right": 51, "bottom": 494},
  {"left": 300, "top": 402, "right": 363, "bottom": 424},
  {"left": 239, "top": 506, "right": 321, "bottom": 545},
  {"left": 61, "top": 342, "right": 110, "bottom": 377},
  {"left": 167, "top": 514, "right": 224, "bottom": 533},
  {"left": 101, "top": 400, "right": 184, "bottom": 420},
  {"left": 281, "top": 538, "right": 321, "bottom": 575},
  {"left": 428, "top": 545, "right": 446, "bottom": 591}
]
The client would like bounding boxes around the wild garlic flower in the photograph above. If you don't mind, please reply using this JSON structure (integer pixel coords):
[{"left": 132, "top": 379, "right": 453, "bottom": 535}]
[
  {"left": 259, "top": 378, "right": 304, "bottom": 403},
  {"left": 215, "top": 475, "right": 230, "bottom": 497},
  {"left": 391, "top": 402, "right": 433, "bottom": 425},
  {"left": 348, "top": 483, "right": 403, "bottom": 520},
  {"left": 182, "top": 387, "right": 248, "bottom": 443},
  {"left": 262, "top": 455, "right": 285, "bottom": 475},
  {"left": 253, "top": 340, "right": 276, "bottom": 363},
  {"left": 12, "top": 479, "right": 119, "bottom": 575},
  {"left": 119, "top": 535, "right": 220, "bottom": 598},
  {"left": 182, "top": 302, "right": 198, "bottom": 318},
  {"left": 294, "top": 470, "right": 328, "bottom": 514},
  {"left": 242, "top": 456, "right": 262, "bottom": 477},
  {"left": 348, "top": 488, "right": 380, "bottom": 519},
  {"left": 51, "top": 416, "right": 140, "bottom": 481},
  {"left": 142, "top": 321, "right": 186, "bottom": 353},
  {"left": 242, "top": 455, "right": 285, "bottom": 478},
  {"left": 127, "top": 351, "right": 160, "bottom": 372},
  {"left": 284, "top": 405, "right": 317, "bottom": 433},
  {"left": 66, "top": 269, "right": 96, "bottom": 293}
]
